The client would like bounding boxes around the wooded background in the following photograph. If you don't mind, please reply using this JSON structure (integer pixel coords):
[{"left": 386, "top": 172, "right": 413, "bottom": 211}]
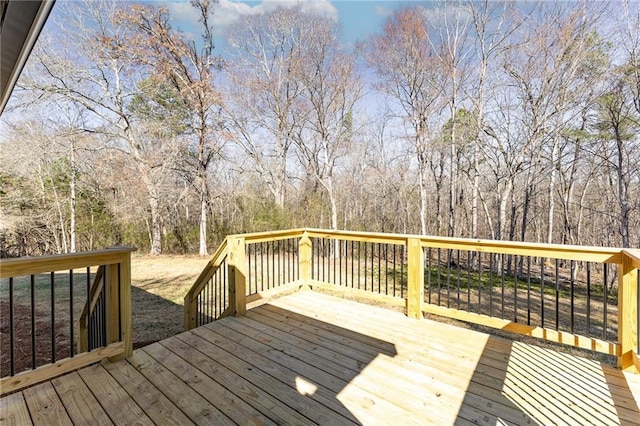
[{"left": 1, "top": 0, "right": 638, "bottom": 256}]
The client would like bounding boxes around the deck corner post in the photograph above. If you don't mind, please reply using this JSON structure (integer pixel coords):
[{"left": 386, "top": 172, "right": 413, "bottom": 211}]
[
  {"left": 228, "top": 236, "right": 247, "bottom": 317},
  {"left": 618, "top": 253, "right": 639, "bottom": 372},
  {"left": 184, "top": 292, "right": 196, "bottom": 331},
  {"left": 299, "top": 231, "right": 313, "bottom": 288},
  {"left": 119, "top": 251, "right": 133, "bottom": 358},
  {"left": 407, "top": 237, "right": 424, "bottom": 320}
]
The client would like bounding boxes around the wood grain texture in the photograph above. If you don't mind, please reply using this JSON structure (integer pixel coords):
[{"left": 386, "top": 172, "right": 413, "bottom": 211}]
[
  {"left": 77, "top": 363, "right": 153, "bottom": 426},
  {"left": 0, "top": 391, "right": 31, "bottom": 425},
  {"left": 0, "top": 342, "right": 124, "bottom": 396},
  {"left": 22, "top": 382, "right": 72, "bottom": 426}
]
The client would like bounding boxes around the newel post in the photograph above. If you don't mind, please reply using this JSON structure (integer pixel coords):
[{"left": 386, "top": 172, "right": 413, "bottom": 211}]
[
  {"left": 299, "top": 232, "right": 312, "bottom": 287},
  {"left": 407, "top": 238, "right": 424, "bottom": 320},
  {"left": 106, "top": 248, "right": 133, "bottom": 360},
  {"left": 228, "top": 236, "right": 247, "bottom": 317},
  {"left": 618, "top": 253, "right": 638, "bottom": 372}
]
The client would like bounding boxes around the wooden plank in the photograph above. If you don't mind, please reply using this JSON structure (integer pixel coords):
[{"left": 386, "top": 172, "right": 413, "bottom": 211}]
[
  {"left": 245, "top": 309, "right": 387, "bottom": 366},
  {"left": 129, "top": 347, "right": 236, "bottom": 426},
  {"left": 201, "top": 318, "right": 348, "bottom": 393},
  {"left": 134, "top": 343, "right": 272, "bottom": 426},
  {"left": 0, "top": 342, "right": 125, "bottom": 396},
  {"left": 199, "top": 320, "right": 465, "bottom": 426},
  {"left": 310, "top": 282, "right": 406, "bottom": 308},
  {"left": 195, "top": 323, "right": 430, "bottom": 425},
  {"left": 252, "top": 303, "right": 542, "bottom": 423},
  {"left": 22, "top": 382, "right": 72, "bottom": 426},
  {"left": 223, "top": 315, "right": 357, "bottom": 380},
  {"left": 245, "top": 280, "right": 305, "bottom": 305},
  {"left": 186, "top": 326, "right": 358, "bottom": 422},
  {"left": 0, "top": 247, "right": 135, "bottom": 278},
  {"left": 51, "top": 372, "right": 113, "bottom": 425},
  {"left": 277, "top": 295, "right": 568, "bottom": 423},
  {"left": 0, "top": 392, "right": 31, "bottom": 425},
  {"left": 247, "top": 306, "right": 538, "bottom": 425},
  {"left": 102, "top": 359, "right": 195, "bottom": 426},
  {"left": 77, "top": 363, "right": 153, "bottom": 426},
  {"left": 238, "top": 314, "right": 364, "bottom": 372},
  {"left": 272, "top": 292, "right": 640, "bottom": 421},
  {"left": 169, "top": 332, "right": 356, "bottom": 425},
  {"left": 143, "top": 337, "right": 309, "bottom": 426}
]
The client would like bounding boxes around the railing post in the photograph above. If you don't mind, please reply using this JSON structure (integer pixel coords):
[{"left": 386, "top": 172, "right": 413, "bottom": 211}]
[
  {"left": 228, "top": 236, "right": 247, "bottom": 317},
  {"left": 106, "top": 250, "right": 133, "bottom": 361},
  {"left": 105, "top": 263, "right": 120, "bottom": 345},
  {"left": 184, "top": 292, "right": 196, "bottom": 331},
  {"left": 407, "top": 238, "right": 424, "bottom": 320},
  {"left": 618, "top": 253, "right": 638, "bottom": 372},
  {"left": 119, "top": 252, "right": 133, "bottom": 358},
  {"left": 299, "top": 231, "right": 312, "bottom": 287}
]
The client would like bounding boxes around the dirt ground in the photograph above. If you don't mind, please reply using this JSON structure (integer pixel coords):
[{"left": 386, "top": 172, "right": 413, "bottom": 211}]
[{"left": 0, "top": 255, "right": 208, "bottom": 376}]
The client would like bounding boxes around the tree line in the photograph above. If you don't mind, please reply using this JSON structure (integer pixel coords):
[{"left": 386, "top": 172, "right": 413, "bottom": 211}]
[{"left": 0, "top": 0, "right": 638, "bottom": 257}]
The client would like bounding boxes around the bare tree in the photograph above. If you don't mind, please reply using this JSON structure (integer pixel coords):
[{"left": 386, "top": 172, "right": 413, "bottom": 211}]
[
  {"left": 290, "top": 13, "right": 363, "bottom": 231},
  {"left": 113, "top": 0, "right": 224, "bottom": 256},
  {"left": 368, "top": 8, "right": 446, "bottom": 235},
  {"left": 18, "top": 0, "right": 200, "bottom": 254},
  {"left": 225, "top": 7, "right": 310, "bottom": 210}
]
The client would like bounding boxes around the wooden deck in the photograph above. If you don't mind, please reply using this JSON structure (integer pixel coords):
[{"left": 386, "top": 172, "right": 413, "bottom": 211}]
[{"left": 2, "top": 290, "right": 640, "bottom": 425}]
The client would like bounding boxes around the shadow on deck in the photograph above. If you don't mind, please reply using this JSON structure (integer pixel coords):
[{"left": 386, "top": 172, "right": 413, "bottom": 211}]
[{"left": 2, "top": 291, "right": 640, "bottom": 425}]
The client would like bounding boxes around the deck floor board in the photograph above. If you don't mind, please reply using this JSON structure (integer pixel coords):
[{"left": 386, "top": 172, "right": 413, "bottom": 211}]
[{"left": 3, "top": 290, "right": 639, "bottom": 425}]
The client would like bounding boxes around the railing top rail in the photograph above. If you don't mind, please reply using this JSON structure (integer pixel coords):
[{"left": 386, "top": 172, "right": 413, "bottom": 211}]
[
  {"left": 623, "top": 249, "right": 640, "bottom": 269},
  {"left": 418, "top": 236, "right": 624, "bottom": 263},
  {"left": 0, "top": 246, "right": 136, "bottom": 278},
  {"left": 185, "top": 238, "right": 229, "bottom": 300},
  {"left": 302, "top": 228, "right": 624, "bottom": 262},
  {"left": 235, "top": 228, "right": 307, "bottom": 244},
  {"left": 304, "top": 228, "right": 409, "bottom": 245}
]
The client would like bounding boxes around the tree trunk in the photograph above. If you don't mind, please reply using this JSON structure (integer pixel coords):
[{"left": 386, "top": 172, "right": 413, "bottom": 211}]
[
  {"left": 546, "top": 138, "right": 559, "bottom": 244},
  {"left": 199, "top": 174, "right": 209, "bottom": 256},
  {"left": 69, "top": 140, "right": 76, "bottom": 253}
]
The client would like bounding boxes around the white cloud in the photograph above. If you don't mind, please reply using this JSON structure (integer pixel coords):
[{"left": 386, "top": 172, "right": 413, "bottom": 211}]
[
  {"left": 165, "top": 0, "right": 338, "bottom": 37},
  {"left": 374, "top": 6, "right": 393, "bottom": 17}
]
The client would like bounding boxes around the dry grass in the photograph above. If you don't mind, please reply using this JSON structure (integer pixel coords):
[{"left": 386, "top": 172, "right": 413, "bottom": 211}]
[{"left": 129, "top": 254, "right": 209, "bottom": 346}]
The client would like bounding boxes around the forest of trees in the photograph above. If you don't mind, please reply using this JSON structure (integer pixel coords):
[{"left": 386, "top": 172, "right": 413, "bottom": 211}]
[{"left": 0, "top": 0, "right": 639, "bottom": 257}]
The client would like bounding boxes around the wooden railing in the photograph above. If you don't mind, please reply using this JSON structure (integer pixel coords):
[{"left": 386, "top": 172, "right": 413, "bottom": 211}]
[
  {"left": 186, "top": 228, "right": 639, "bottom": 373},
  {"left": 184, "top": 230, "right": 305, "bottom": 329},
  {"left": 0, "top": 247, "right": 135, "bottom": 395}
]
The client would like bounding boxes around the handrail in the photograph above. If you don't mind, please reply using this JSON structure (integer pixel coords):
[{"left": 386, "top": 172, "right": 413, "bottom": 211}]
[
  {"left": 184, "top": 238, "right": 229, "bottom": 329},
  {"left": 305, "top": 228, "right": 622, "bottom": 263},
  {"left": 0, "top": 246, "right": 135, "bottom": 395},
  {"left": 185, "top": 228, "right": 639, "bottom": 373},
  {"left": 185, "top": 238, "right": 229, "bottom": 302},
  {"left": 0, "top": 247, "right": 136, "bottom": 277},
  {"left": 623, "top": 249, "right": 640, "bottom": 269},
  {"left": 79, "top": 265, "right": 105, "bottom": 322}
]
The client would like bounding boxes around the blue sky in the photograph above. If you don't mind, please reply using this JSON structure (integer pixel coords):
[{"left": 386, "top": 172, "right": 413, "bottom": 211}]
[{"left": 163, "top": 0, "right": 426, "bottom": 51}]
